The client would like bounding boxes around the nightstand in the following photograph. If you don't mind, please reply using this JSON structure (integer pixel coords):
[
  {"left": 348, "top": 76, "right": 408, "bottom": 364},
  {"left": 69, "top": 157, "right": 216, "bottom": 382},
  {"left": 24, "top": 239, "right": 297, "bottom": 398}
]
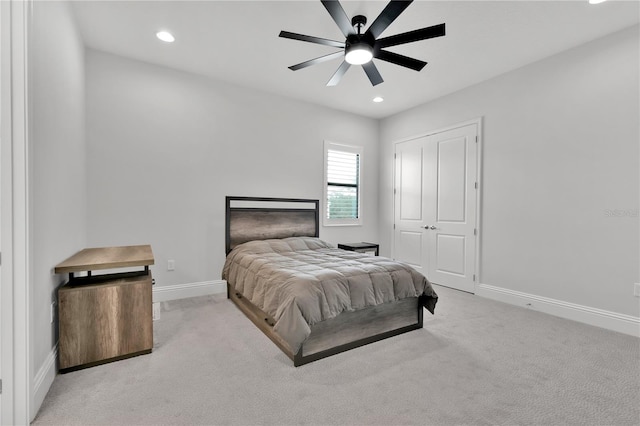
[{"left": 338, "top": 242, "right": 379, "bottom": 256}]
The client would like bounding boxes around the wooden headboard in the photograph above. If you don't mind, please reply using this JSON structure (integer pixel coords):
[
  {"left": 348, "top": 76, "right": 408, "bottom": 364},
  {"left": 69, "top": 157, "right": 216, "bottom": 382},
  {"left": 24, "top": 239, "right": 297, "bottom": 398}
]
[{"left": 225, "top": 196, "right": 320, "bottom": 254}]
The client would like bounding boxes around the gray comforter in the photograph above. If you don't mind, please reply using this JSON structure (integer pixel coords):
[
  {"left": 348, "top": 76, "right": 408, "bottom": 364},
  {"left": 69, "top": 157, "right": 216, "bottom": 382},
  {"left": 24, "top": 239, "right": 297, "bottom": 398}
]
[{"left": 222, "top": 237, "right": 438, "bottom": 353}]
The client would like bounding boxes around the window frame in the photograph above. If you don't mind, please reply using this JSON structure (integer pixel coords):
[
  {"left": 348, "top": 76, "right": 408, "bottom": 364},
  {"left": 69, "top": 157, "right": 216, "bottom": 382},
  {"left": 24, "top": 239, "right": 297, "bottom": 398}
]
[{"left": 323, "top": 140, "right": 363, "bottom": 227}]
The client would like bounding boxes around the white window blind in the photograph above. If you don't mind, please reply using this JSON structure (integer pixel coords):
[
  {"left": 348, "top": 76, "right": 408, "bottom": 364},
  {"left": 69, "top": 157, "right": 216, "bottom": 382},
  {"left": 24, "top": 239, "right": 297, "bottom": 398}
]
[{"left": 324, "top": 141, "right": 362, "bottom": 226}]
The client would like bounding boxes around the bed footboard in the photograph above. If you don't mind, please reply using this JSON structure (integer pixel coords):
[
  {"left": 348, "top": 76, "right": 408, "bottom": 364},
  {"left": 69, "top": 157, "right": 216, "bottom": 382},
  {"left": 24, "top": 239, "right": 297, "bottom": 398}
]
[{"left": 227, "top": 283, "right": 425, "bottom": 367}]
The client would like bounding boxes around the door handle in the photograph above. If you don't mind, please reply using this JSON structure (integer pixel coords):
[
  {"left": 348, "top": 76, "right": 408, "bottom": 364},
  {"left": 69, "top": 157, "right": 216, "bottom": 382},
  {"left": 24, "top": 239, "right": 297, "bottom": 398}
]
[{"left": 423, "top": 225, "right": 437, "bottom": 230}]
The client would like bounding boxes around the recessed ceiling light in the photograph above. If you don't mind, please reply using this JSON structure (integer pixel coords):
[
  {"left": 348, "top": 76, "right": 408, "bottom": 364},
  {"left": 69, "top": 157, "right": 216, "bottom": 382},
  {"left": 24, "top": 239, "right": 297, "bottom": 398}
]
[
  {"left": 373, "top": 97, "right": 384, "bottom": 103},
  {"left": 588, "top": 0, "right": 607, "bottom": 4},
  {"left": 156, "top": 31, "right": 175, "bottom": 43}
]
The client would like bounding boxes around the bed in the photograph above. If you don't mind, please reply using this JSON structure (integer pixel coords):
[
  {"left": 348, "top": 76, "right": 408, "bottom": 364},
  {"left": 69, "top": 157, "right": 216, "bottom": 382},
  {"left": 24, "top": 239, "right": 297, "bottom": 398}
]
[{"left": 222, "top": 196, "right": 438, "bottom": 366}]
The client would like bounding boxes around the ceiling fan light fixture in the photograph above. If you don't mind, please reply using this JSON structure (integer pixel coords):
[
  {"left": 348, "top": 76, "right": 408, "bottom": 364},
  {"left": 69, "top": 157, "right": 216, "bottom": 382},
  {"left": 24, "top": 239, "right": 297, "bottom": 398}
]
[{"left": 345, "top": 43, "right": 373, "bottom": 65}]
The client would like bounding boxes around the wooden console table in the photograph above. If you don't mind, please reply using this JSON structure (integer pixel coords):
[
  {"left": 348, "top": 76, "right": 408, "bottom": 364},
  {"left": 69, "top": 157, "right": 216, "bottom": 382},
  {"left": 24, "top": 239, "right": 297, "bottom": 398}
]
[{"left": 55, "top": 245, "right": 154, "bottom": 372}]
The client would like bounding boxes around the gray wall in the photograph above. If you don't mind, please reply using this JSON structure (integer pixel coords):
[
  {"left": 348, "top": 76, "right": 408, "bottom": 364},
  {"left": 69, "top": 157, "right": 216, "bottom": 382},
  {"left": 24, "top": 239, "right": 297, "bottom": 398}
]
[
  {"left": 85, "top": 50, "right": 379, "bottom": 288},
  {"left": 379, "top": 25, "right": 639, "bottom": 317},
  {"left": 31, "top": 0, "right": 86, "bottom": 384}
]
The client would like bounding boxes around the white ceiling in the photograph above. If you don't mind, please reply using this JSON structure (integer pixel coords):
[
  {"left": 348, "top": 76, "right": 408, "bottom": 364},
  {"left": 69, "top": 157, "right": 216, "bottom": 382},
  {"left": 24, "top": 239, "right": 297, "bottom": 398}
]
[{"left": 70, "top": 0, "right": 639, "bottom": 119}]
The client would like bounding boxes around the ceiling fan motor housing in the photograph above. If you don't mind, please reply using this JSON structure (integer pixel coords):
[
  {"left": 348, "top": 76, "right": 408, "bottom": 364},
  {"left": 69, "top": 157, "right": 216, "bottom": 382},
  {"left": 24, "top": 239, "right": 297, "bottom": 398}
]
[{"left": 345, "top": 33, "right": 374, "bottom": 50}]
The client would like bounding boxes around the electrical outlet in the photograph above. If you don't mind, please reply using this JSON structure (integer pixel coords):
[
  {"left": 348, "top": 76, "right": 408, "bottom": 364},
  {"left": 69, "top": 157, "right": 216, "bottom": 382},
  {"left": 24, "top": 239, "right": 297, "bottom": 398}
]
[
  {"left": 167, "top": 259, "right": 175, "bottom": 271},
  {"left": 634, "top": 283, "right": 640, "bottom": 297},
  {"left": 152, "top": 302, "right": 161, "bottom": 321}
]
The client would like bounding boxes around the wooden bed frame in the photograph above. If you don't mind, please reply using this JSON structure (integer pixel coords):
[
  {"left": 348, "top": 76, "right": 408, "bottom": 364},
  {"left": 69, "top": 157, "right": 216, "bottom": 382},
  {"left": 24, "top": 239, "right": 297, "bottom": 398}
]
[{"left": 225, "top": 196, "right": 426, "bottom": 366}]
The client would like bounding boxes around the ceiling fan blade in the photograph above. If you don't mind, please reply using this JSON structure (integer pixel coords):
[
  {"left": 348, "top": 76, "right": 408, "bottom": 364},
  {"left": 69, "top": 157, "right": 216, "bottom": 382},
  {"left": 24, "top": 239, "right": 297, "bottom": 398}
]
[
  {"left": 362, "top": 62, "right": 384, "bottom": 86},
  {"left": 288, "top": 51, "right": 344, "bottom": 71},
  {"left": 365, "top": 0, "right": 413, "bottom": 39},
  {"left": 375, "top": 50, "right": 426, "bottom": 71},
  {"left": 279, "top": 31, "right": 346, "bottom": 49},
  {"left": 376, "top": 23, "right": 446, "bottom": 48},
  {"left": 321, "top": 0, "right": 354, "bottom": 38},
  {"left": 327, "top": 61, "right": 351, "bottom": 86}
]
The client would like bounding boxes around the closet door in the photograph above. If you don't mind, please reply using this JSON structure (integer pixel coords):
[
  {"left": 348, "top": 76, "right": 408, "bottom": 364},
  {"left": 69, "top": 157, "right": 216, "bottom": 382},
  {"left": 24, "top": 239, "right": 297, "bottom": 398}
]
[
  {"left": 394, "top": 137, "right": 429, "bottom": 274},
  {"left": 394, "top": 124, "right": 478, "bottom": 293}
]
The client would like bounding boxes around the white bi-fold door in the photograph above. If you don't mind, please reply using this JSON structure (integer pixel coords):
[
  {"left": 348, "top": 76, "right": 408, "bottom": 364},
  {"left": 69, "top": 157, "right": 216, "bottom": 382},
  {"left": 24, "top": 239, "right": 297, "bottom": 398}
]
[{"left": 394, "top": 123, "right": 479, "bottom": 293}]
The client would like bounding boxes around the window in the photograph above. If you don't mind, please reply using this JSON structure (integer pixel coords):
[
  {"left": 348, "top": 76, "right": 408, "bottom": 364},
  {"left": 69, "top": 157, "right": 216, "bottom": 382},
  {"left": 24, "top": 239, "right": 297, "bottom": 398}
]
[{"left": 323, "top": 141, "right": 362, "bottom": 226}]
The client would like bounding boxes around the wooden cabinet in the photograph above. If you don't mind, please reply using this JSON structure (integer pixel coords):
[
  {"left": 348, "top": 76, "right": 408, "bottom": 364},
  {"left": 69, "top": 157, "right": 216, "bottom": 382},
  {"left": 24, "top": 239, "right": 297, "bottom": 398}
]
[{"left": 55, "top": 245, "right": 154, "bottom": 372}]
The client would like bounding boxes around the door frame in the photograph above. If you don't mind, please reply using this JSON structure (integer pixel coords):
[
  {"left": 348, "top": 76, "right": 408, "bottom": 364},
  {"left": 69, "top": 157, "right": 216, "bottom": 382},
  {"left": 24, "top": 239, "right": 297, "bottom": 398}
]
[
  {"left": 1, "top": 0, "right": 32, "bottom": 424},
  {"left": 392, "top": 117, "right": 483, "bottom": 292}
]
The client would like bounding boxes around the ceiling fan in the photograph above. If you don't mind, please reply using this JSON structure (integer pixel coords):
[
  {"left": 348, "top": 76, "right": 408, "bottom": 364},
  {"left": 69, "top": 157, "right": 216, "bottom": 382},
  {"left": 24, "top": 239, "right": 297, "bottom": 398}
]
[{"left": 279, "top": 0, "right": 446, "bottom": 87}]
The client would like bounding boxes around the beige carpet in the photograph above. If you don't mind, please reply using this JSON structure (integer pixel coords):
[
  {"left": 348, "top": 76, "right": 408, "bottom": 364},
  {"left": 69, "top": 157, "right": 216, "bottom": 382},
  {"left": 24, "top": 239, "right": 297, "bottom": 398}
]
[{"left": 33, "top": 285, "right": 639, "bottom": 425}]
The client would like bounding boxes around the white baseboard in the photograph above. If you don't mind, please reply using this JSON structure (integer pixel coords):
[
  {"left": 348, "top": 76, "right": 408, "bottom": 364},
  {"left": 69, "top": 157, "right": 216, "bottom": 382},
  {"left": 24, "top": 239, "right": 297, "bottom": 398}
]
[
  {"left": 31, "top": 344, "right": 57, "bottom": 421},
  {"left": 152, "top": 280, "right": 226, "bottom": 302},
  {"left": 476, "top": 283, "right": 640, "bottom": 337}
]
